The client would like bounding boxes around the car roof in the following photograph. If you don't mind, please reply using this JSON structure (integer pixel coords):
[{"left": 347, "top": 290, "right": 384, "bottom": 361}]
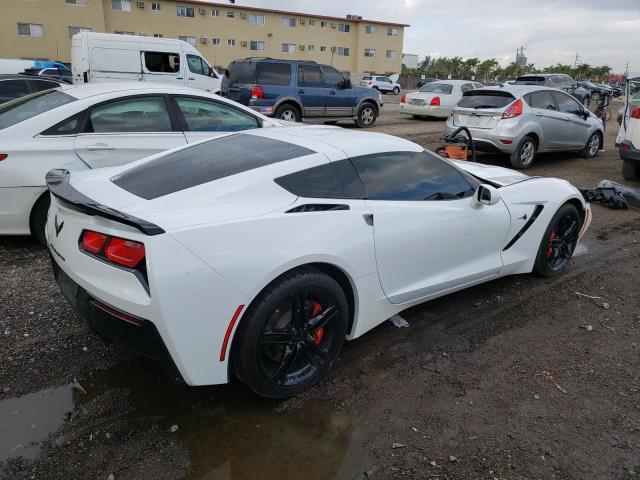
[
  {"left": 474, "top": 84, "right": 567, "bottom": 95},
  {"left": 0, "top": 74, "right": 62, "bottom": 82},
  {"left": 232, "top": 57, "right": 318, "bottom": 65},
  {"left": 54, "top": 82, "right": 222, "bottom": 100},
  {"left": 425, "top": 79, "right": 480, "bottom": 85}
]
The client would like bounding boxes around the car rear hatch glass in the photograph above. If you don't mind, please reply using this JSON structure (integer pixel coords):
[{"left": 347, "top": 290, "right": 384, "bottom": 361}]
[
  {"left": 453, "top": 90, "right": 515, "bottom": 129},
  {"left": 222, "top": 60, "right": 255, "bottom": 103}
]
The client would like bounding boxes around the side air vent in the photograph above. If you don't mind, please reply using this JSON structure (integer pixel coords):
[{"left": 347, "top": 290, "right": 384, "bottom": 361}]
[
  {"left": 503, "top": 204, "right": 544, "bottom": 251},
  {"left": 286, "top": 204, "right": 349, "bottom": 213}
]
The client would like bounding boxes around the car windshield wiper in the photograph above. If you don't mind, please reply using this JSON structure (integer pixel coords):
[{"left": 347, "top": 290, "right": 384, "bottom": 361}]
[{"left": 424, "top": 192, "right": 458, "bottom": 200}]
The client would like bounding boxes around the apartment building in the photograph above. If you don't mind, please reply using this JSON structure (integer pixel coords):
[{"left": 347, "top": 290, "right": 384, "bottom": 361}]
[{"left": 0, "top": 0, "right": 408, "bottom": 75}]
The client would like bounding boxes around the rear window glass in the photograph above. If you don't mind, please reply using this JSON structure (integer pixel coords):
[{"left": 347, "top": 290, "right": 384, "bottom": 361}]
[
  {"left": 112, "top": 134, "right": 315, "bottom": 200},
  {"left": 255, "top": 63, "right": 291, "bottom": 86},
  {"left": 226, "top": 61, "right": 254, "bottom": 83},
  {"left": 362, "top": 76, "right": 372, "bottom": 80},
  {"left": 458, "top": 91, "right": 515, "bottom": 109},
  {"left": 0, "top": 90, "right": 74, "bottom": 130},
  {"left": 514, "top": 76, "right": 545, "bottom": 85},
  {"left": 418, "top": 83, "right": 453, "bottom": 94}
]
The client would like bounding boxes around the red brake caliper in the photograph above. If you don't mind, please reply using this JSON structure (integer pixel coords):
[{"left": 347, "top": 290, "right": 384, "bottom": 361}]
[
  {"left": 546, "top": 230, "right": 558, "bottom": 258},
  {"left": 309, "top": 301, "right": 324, "bottom": 345}
]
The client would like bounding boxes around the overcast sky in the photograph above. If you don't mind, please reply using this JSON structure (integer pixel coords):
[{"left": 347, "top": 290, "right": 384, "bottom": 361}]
[{"left": 222, "top": 0, "right": 639, "bottom": 73}]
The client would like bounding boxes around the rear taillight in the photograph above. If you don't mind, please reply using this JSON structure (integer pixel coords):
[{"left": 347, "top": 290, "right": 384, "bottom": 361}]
[
  {"left": 400, "top": 94, "right": 406, "bottom": 104},
  {"left": 631, "top": 106, "right": 640, "bottom": 119},
  {"left": 80, "top": 230, "right": 145, "bottom": 269},
  {"left": 430, "top": 96, "right": 441, "bottom": 106},
  {"left": 251, "top": 85, "right": 264, "bottom": 100},
  {"left": 502, "top": 98, "right": 523, "bottom": 119},
  {"left": 0, "top": 153, "right": 7, "bottom": 161}
]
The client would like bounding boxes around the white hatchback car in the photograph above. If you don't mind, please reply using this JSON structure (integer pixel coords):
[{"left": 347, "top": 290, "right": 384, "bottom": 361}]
[
  {"left": 401, "top": 80, "right": 483, "bottom": 118},
  {"left": 0, "top": 82, "right": 280, "bottom": 244},
  {"left": 47, "top": 126, "right": 590, "bottom": 398},
  {"left": 360, "top": 75, "right": 401, "bottom": 95},
  {"left": 617, "top": 76, "right": 640, "bottom": 180}
]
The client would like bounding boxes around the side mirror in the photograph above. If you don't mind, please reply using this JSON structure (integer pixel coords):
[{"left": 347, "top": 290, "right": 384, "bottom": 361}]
[
  {"left": 345, "top": 78, "right": 352, "bottom": 89},
  {"left": 472, "top": 184, "right": 501, "bottom": 208}
]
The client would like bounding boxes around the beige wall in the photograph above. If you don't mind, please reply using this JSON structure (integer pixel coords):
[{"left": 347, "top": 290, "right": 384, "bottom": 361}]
[{"left": 1, "top": 0, "right": 406, "bottom": 75}]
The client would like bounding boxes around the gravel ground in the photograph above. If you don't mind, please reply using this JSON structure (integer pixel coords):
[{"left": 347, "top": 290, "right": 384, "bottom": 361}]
[{"left": 1, "top": 103, "right": 640, "bottom": 480}]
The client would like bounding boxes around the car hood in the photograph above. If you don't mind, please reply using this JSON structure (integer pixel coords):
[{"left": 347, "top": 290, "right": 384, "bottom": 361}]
[{"left": 452, "top": 160, "right": 532, "bottom": 186}]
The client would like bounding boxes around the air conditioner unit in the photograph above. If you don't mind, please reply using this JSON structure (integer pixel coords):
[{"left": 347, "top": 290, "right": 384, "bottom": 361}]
[
  {"left": 200, "top": 36, "right": 207, "bottom": 44},
  {"left": 331, "top": 46, "right": 336, "bottom": 52},
  {"left": 240, "top": 12, "right": 247, "bottom": 19},
  {"left": 199, "top": 7, "right": 206, "bottom": 15},
  {"left": 331, "top": 23, "right": 337, "bottom": 28},
  {"left": 240, "top": 40, "right": 248, "bottom": 47},
  {"left": 136, "top": 0, "right": 145, "bottom": 8},
  {"left": 299, "top": 45, "right": 305, "bottom": 50},
  {"left": 299, "top": 18, "right": 305, "bottom": 24}
]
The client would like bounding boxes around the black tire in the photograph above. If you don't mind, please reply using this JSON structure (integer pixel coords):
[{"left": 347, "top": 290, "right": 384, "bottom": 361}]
[
  {"left": 580, "top": 132, "right": 601, "bottom": 158},
  {"left": 509, "top": 135, "right": 537, "bottom": 169},
  {"left": 29, "top": 193, "right": 51, "bottom": 246},
  {"left": 411, "top": 115, "right": 423, "bottom": 120},
  {"left": 622, "top": 160, "right": 640, "bottom": 181},
  {"left": 533, "top": 203, "right": 581, "bottom": 278},
  {"left": 354, "top": 102, "right": 378, "bottom": 128},
  {"left": 393, "top": 86, "right": 400, "bottom": 95},
  {"left": 274, "top": 103, "right": 301, "bottom": 123},
  {"left": 231, "top": 267, "right": 349, "bottom": 398}
]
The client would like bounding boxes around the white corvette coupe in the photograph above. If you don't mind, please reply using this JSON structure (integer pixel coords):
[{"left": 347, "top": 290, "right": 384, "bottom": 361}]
[{"left": 46, "top": 127, "right": 591, "bottom": 398}]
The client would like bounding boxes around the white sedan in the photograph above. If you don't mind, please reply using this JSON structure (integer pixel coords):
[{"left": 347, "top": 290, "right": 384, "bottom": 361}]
[
  {"left": 46, "top": 127, "right": 591, "bottom": 398},
  {"left": 0, "top": 82, "right": 281, "bottom": 244},
  {"left": 401, "top": 80, "right": 483, "bottom": 118}
]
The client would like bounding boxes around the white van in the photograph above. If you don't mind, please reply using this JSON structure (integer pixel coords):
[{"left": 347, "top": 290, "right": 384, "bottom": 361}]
[{"left": 71, "top": 32, "right": 221, "bottom": 93}]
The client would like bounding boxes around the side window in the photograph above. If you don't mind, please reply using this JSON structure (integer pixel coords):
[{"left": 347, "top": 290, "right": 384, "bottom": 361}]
[
  {"left": 553, "top": 92, "right": 582, "bottom": 115},
  {"left": 174, "top": 97, "right": 259, "bottom": 132},
  {"left": 275, "top": 159, "right": 364, "bottom": 199},
  {"left": 351, "top": 151, "right": 475, "bottom": 201},
  {"left": 30, "top": 79, "right": 59, "bottom": 92},
  {"left": 460, "top": 83, "right": 475, "bottom": 93},
  {"left": 87, "top": 97, "right": 173, "bottom": 133},
  {"left": 41, "top": 111, "right": 85, "bottom": 136},
  {"left": 526, "top": 91, "right": 556, "bottom": 110},
  {"left": 144, "top": 51, "right": 181, "bottom": 73},
  {"left": 187, "top": 54, "right": 206, "bottom": 76},
  {"left": 255, "top": 62, "right": 291, "bottom": 86},
  {"left": 322, "top": 66, "right": 345, "bottom": 88},
  {"left": 297, "top": 65, "right": 323, "bottom": 87},
  {"left": 1, "top": 80, "right": 30, "bottom": 99}
]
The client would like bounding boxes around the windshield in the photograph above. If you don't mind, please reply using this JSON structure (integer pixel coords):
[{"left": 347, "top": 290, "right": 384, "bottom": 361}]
[
  {"left": 0, "top": 90, "right": 75, "bottom": 130},
  {"left": 418, "top": 83, "right": 453, "bottom": 94},
  {"left": 458, "top": 91, "right": 515, "bottom": 109}
]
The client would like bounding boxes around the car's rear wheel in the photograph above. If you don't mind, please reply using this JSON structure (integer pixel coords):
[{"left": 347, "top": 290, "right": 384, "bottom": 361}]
[
  {"left": 622, "top": 160, "right": 640, "bottom": 180},
  {"left": 355, "top": 102, "right": 378, "bottom": 128},
  {"left": 29, "top": 193, "right": 51, "bottom": 246},
  {"left": 533, "top": 203, "right": 581, "bottom": 278},
  {"left": 509, "top": 135, "right": 537, "bottom": 169},
  {"left": 231, "top": 267, "right": 348, "bottom": 398},
  {"left": 274, "top": 103, "right": 301, "bottom": 122},
  {"left": 581, "top": 132, "right": 601, "bottom": 158},
  {"left": 393, "top": 87, "right": 400, "bottom": 95}
]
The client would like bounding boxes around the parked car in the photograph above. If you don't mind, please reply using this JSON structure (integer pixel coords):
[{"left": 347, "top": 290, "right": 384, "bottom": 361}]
[
  {"left": 0, "top": 58, "right": 71, "bottom": 76},
  {"left": 514, "top": 74, "right": 591, "bottom": 106},
  {"left": 359, "top": 75, "right": 401, "bottom": 95},
  {"left": 46, "top": 126, "right": 591, "bottom": 398},
  {"left": 400, "top": 80, "right": 483, "bottom": 119},
  {"left": 444, "top": 84, "right": 604, "bottom": 168},
  {"left": 71, "top": 32, "right": 221, "bottom": 93},
  {"left": 0, "top": 74, "right": 66, "bottom": 104},
  {"left": 0, "top": 82, "right": 282, "bottom": 244},
  {"left": 617, "top": 77, "right": 640, "bottom": 179},
  {"left": 22, "top": 67, "right": 72, "bottom": 83},
  {"left": 221, "top": 58, "right": 382, "bottom": 127}
]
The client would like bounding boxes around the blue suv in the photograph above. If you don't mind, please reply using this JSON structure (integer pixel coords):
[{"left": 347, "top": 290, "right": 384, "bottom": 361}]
[{"left": 221, "top": 58, "right": 382, "bottom": 127}]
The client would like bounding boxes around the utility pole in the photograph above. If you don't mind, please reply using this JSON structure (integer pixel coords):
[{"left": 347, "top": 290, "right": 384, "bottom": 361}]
[
  {"left": 573, "top": 52, "right": 581, "bottom": 69},
  {"left": 624, "top": 61, "right": 629, "bottom": 78}
]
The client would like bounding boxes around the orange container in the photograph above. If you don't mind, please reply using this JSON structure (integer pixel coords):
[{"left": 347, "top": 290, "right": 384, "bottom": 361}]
[{"left": 441, "top": 144, "right": 468, "bottom": 160}]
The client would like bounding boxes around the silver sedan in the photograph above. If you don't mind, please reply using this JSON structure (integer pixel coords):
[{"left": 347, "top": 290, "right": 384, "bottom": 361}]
[{"left": 444, "top": 85, "right": 604, "bottom": 168}]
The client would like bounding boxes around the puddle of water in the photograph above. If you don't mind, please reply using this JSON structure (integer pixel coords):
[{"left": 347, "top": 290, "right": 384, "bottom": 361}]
[{"left": 0, "top": 383, "right": 83, "bottom": 461}]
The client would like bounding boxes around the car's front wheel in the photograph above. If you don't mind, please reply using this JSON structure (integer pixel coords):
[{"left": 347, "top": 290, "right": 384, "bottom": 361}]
[
  {"left": 231, "top": 267, "right": 349, "bottom": 398},
  {"left": 509, "top": 135, "right": 537, "bottom": 169},
  {"left": 393, "top": 87, "right": 400, "bottom": 95},
  {"left": 533, "top": 203, "right": 581, "bottom": 278},
  {"left": 355, "top": 102, "right": 378, "bottom": 128},
  {"left": 581, "top": 132, "right": 601, "bottom": 158}
]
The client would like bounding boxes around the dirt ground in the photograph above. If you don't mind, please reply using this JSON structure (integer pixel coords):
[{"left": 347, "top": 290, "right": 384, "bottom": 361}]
[{"left": 1, "top": 98, "right": 640, "bottom": 480}]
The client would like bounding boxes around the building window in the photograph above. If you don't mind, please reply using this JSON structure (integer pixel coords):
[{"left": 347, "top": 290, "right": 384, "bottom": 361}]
[
  {"left": 211, "top": 8, "right": 220, "bottom": 16},
  {"left": 320, "top": 46, "right": 326, "bottom": 52},
  {"left": 386, "top": 50, "right": 397, "bottom": 59},
  {"left": 337, "top": 47, "right": 350, "bottom": 56},
  {"left": 18, "top": 23, "right": 44, "bottom": 37},
  {"left": 387, "top": 27, "right": 398, "bottom": 36},
  {"left": 308, "top": 19, "right": 316, "bottom": 27},
  {"left": 114, "top": 30, "right": 135, "bottom": 35},
  {"left": 68, "top": 26, "right": 91, "bottom": 38},
  {"left": 365, "top": 25, "right": 376, "bottom": 34},
  {"left": 250, "top": 14, "right": 265, "bottom": 25},
  {"left": 227, "top": 38, "right": 236, "bottom": 47},
  {"left": 153, "top": 33, "right": 163, "bottom": 38},
  {"left": 177, "top": 6, "right": 194, "bottom": 17},
  {"left": 226, "top": 10, "right": 235, "bottom": 18},
  {"left": 282, "top": 17, "right": 296, "bottom": 27},
  {"left": 151, "top": 2, "right": 160, "bottom": 11},
  {"left": 178, "top": 35, "right": 196, "bottom": 46},
  {"left": 320, "top": 21, "right": 327, "bottom": 28},
  {"left": 338, "top": 23, "right": 350, "bottom": 33},
  {"left": 212, "top": 37, "right": 220, "bottom": 46},
  {"left": 250, "top": 40, "right": 265, "bottom": 51},
  {"left": 111, "top": 0, "right": 131, "bottom": 11},
  {"left": 282, "top": 43, "right": 296, "bottom": 54},
  {"left": 308, "top": 45, "right": 315, "bottom": 51},
  {"left": 65, "top": 0, "right": 89, "bottom": 5},
  {"left": 364, "top": 48, "right": 375, "bottom": 58}
]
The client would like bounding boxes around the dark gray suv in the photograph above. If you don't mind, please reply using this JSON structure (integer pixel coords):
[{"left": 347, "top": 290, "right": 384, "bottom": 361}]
[
  {"left": 514, "top": 74, "right": 591, "bottom": 106},
  {"left": 221, "top": 58, "right": 382, "bottom": 127}
]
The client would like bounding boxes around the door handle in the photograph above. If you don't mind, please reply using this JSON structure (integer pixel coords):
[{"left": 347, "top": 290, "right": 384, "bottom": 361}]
[
  {"left": 297, "top": 89, "right": 305, "bottom": 94},
  {"left": 188, "top": 77, "right": 195, "bottom": 80},
  {"left": 535, "top": 113, "right": 544, "bottom": 117},
  {"left": 329, "top": 90, "right": 336, "bottom": 95},
  {"left": 176, "top": 77, "right": 184, "bottom": 80},
  {"left": 86, "top": 144, "right": 116, "bottom": 151}
]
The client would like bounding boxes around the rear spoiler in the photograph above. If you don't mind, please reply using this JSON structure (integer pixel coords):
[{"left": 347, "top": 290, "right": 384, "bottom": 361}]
[{"left": 46, "top": 169, "right": 165, "bottom": 236}]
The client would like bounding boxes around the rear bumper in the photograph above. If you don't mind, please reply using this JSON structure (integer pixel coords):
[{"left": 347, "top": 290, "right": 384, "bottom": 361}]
[
  {"left": 619, "top": 140, "right": 640, "bottom": 163},
  {"left": 50, "top": 254, "right": 184, "bottom": 383},
  {"left": 0, "top": 186, "right": 47, "bottom": 235},
  {"left": 401, "top": 103, "right": 450, "bottom": 118}
]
